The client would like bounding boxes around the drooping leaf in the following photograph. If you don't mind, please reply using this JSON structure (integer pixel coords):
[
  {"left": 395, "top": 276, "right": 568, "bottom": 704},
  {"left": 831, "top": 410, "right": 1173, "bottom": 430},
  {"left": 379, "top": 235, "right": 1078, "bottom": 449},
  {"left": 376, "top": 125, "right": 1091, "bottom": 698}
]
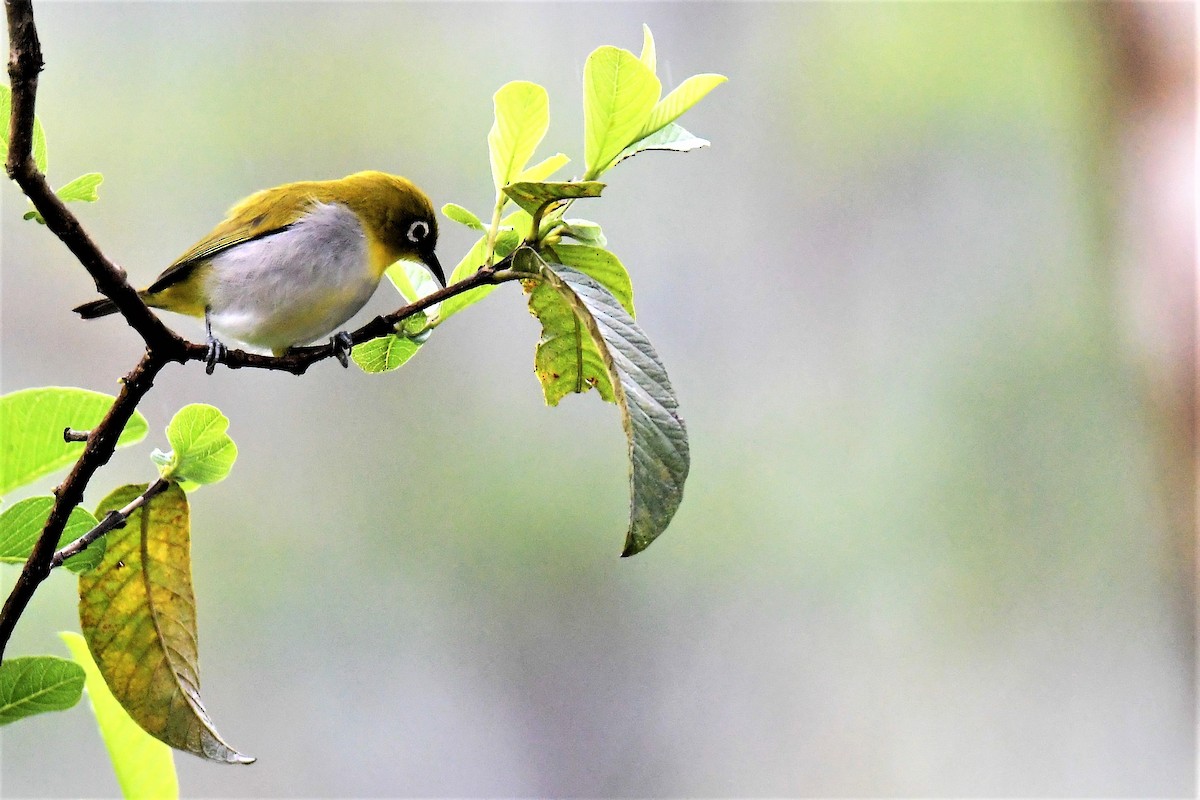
[
  {"left": 0, "top": 495, "right": 104, "bottom": 573},
  {"left": 613, "top": 123, "right": 710, "bottom": 167},
  {"left": 442, "top": 203, "right": 485, "bottom": 231},
  {"left": 351, "top": 335, "right": 421, "bottom": 374},
  {"left": 78, "top": 483, "right": 253, "bottom": 764},
  {"left": 560, "top": 219, "right": 607, "bottom": 249},
  {"left": 0, "top": 655, "right": 84, "bottom": 725},
  {"left": 514, "top": 152, "right": 569, "bottom": 184},
  {"left": 528, "top": 261, "right": 690, "bottom": 555},
  {"left": 60, "top": 632, "right": 179, "bottom": 799},
  {"left": 546, "top": 244, "right": 634, "bottom": 316},
  {"left": 583, "top": 46, "right": 661, "bottom": 177},
  {"left": 526, "top": 267, "right": 616, "bottom": 407},
  {"left": 0, "top": 388, "right": 149, "bottom": 497},
  {"left": 639, "top": 24, "right": 657, "bottom": 75},
  {"left": 639, "top": 74, "right": 727, "bottom": 139},
  {"left": 502, "top": 181, "right": 605, "bottom": 219},
  {"left": 489, "top": 81, "right": 550, "bottom": 192},
  {"left": 153, "top": 404, "right": 237, "bottom": 489}
]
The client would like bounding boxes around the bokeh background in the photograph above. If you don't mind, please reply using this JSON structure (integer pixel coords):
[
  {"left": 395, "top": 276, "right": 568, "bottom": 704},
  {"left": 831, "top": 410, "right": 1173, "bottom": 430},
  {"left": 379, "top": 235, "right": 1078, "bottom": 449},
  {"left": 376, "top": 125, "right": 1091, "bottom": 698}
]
[{"left": 1, "top": 2, "right": 1195, "bottom": 797}]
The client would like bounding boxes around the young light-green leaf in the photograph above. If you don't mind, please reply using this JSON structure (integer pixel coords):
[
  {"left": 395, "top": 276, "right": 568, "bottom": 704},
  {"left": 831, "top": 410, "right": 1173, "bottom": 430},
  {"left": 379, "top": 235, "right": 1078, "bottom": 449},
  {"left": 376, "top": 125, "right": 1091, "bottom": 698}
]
[
  {"left": 531, "top": 261, "right": 690, "bottom": 555},
  {"left": 60, "top": 632, "right": 179, "bottom": 800},
  {"left": 639, "top": 24, "right": 657, "bottom": 75},
  {"left": 639, "top": 73, "right": 727, "bottom": 139},
  {"left": 502, "top": 181, "right": 605, "bottom": 219},
  {"left": 514, "top": 152, "right": 570, "bottom": 184},
  {"left": 351, "top": 335, "right": 421, "bottom": 374},
  {"left": 442, "top": 203, "right": 485, "bottom": 231},
  {"left": 79, "top": 483, "right": 253, "bottom": 764},
  {"left": 560, "top": 219, "right": 608, "bottom": 249},
  {"left": 158, "top": 404, "right": 237, "bottom": 487},
  {"left": 0, "top": 496, "right": 104, "bottom": 573},
  {"left": 489, "top": 81, "right": 550, "bottom": 192},
  {"left": 613, "top": 122, "right": 710, "bottom": 167},
  {"left": 0, "top": 655, "right": 84, "bottom": 725},
  {"left": 0, "top": 388, "right": 149, "bottom": 497},
  {"left": 56, "top": 172, "right": 103, "bottom": 203},
  {"left": 437, "top": 220, "right": 524, "bottom": 322},
  {"left": 583, "top": 46, "right": 661, "bottom": 177},
  {"left": 0, "top": 84, "right": 47, "bottom": 172}
]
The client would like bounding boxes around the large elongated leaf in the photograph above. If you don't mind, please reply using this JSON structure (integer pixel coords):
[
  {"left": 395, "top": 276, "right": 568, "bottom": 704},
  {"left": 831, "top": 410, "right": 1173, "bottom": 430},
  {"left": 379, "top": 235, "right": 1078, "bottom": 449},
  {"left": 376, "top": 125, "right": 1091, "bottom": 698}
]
[
  {"left": 489, "top": 81, "right": 549, "bottom": 192},
  {"left": 0, "top": 655, "right": 84, "bottom": 725},
  {"left": 583, "top": 46, "right": 661, "bottom": 177},
  {"left": 0, "top": 495, "right": 104, "bottom": 573},
  {"left": 639, "top": 74, "right": 727, "bottom": 139},
  {"left": 61, "top": 632, "right": 179, "bottom": 799},
  {"left": 546, "top": 244, "right": 634, "bottom": 316},
  {"left": 78, "top": 483, "right": 253, "bottom": 764},
  {"left": 528, "top": 261, "right": 690, "bottom": 555},
  {"left": 0, "top": 388, "right": 149, "bottom": 497}
]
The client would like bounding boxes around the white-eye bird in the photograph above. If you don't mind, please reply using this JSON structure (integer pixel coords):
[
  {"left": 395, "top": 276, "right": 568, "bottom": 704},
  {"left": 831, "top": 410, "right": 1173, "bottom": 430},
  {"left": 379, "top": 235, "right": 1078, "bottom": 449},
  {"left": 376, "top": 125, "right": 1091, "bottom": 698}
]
[{"left": 74, "top": 170, "right": 445, "bottom": 369}]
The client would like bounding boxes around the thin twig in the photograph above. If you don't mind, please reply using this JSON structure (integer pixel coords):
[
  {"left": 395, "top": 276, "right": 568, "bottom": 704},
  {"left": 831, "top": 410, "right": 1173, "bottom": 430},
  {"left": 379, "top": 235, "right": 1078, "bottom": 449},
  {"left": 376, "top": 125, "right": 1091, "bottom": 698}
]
[
  {"left": 62, "top": 427, "right": 89, "bottom": 443},
  {"left": 51, "top": 478, "right": 170, "bottom": 568}
]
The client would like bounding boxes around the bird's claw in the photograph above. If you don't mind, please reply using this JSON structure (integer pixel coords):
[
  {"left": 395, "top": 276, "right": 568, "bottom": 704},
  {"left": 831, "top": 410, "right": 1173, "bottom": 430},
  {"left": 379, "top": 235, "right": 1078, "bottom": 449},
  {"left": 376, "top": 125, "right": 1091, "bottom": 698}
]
[
  {"left": 204, "top": 337, "right": 226, "bottom": 375},
  {"left": 331, "top": 331, "right": 353, "bottom": 368}
]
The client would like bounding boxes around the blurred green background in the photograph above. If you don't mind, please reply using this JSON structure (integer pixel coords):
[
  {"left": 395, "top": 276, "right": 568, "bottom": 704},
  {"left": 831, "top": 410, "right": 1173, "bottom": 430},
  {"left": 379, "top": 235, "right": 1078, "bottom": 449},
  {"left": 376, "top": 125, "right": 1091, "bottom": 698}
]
[{"left": 1, "top": 2, "right": 1194, "bottom": 797}]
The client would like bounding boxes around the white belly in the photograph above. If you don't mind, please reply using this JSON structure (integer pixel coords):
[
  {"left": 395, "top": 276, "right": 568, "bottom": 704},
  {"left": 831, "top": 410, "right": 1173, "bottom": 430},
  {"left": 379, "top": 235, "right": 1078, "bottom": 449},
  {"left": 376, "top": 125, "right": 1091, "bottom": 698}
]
[{"left": 204, "top": 201, "right": 379, "bottom": 353}]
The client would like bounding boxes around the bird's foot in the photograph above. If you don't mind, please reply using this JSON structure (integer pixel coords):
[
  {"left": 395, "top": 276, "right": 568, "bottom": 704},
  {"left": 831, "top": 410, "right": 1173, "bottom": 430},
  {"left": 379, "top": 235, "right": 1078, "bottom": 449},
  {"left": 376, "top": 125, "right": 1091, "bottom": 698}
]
[
  {"left": 330, "top": 331, "right": 353, "bottom": 368},
  {"left": 204, "top": 336, "right": 226, "bottom": 375},
  {"left": 203, "top": 307, "right": 226, "bottom": 375}
]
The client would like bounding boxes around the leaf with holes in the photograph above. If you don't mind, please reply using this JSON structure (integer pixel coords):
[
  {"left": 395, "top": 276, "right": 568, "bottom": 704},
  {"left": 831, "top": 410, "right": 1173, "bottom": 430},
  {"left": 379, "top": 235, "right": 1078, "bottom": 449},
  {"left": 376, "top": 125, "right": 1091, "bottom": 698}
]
[
  {"left": 525, "top": 259, "right": 690, "bottom": 555},
  {"left": 0, "top": 496, "right": 104, "bottom": 573},
  {"left": 78, "top": 483, "right": 253, "bottom": 763},
  {"left": 0, "top": 388, "right": 149, "bottom": 497},
  {"left": 0, "top": 656, "right": 84, "bottom": 725},
  {"left": 61, "top": 632, "right": 179, "bottom": 799}
]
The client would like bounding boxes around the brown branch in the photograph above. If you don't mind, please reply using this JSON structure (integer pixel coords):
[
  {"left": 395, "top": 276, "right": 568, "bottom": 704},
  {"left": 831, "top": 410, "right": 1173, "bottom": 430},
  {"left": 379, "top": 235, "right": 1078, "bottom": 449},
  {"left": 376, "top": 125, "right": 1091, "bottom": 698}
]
[{"left": 0, "top": 352, "right": 166, "bottom": 660}]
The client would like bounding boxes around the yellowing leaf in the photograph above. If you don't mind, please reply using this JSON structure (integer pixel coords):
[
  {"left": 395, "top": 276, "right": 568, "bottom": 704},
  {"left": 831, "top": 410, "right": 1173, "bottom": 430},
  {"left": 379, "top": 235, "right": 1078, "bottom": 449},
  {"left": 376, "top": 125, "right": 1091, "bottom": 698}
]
[
  {"left": 61, "top": 632, "right": 179, "bottom": 799},
  {"left": 78, "top": 483, "right": 253, "bottom": 764}
]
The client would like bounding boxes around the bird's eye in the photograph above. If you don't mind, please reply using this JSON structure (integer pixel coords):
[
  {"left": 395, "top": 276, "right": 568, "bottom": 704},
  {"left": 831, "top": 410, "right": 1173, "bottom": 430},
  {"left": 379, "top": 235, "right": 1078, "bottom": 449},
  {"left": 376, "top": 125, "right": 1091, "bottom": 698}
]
[{"left": 407, "top": 220, "right": 430, "bottom": 243}]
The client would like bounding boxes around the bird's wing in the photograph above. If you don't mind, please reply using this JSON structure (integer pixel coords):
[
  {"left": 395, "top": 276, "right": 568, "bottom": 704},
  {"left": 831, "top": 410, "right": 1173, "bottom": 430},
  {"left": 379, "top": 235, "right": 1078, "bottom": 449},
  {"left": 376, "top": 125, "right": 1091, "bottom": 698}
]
[{"left": 145, "top": 184, "right": 321, "bottom": 294}]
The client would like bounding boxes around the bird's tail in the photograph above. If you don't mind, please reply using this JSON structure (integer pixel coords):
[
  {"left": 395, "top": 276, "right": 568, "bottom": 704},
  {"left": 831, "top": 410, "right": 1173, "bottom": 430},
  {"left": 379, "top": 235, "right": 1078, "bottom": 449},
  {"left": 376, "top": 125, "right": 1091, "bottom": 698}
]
[{"left": 73, "top": 297, "right": 120, "bottom": 319}]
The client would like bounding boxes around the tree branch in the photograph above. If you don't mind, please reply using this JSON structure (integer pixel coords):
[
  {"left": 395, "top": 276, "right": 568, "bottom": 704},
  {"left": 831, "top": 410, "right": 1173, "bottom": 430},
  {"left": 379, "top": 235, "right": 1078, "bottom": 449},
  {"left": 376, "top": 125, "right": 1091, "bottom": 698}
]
[{"left": 51, "top": 477, "right": 170, "bottom": 569}]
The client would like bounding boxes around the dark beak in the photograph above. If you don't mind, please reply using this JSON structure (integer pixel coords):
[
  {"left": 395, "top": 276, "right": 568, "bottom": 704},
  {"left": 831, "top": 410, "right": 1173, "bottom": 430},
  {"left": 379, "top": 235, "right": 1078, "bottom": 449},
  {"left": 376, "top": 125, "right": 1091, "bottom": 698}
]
[{"left": 423, "top": 251, "right": 447, "bottom": 287}]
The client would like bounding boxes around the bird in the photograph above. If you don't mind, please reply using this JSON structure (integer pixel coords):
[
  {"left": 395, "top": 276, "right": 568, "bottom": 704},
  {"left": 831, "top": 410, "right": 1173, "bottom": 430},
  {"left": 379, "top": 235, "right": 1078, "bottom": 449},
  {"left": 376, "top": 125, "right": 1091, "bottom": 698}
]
[{"left": 73, "top": 170, "right": 445, "bottom": 372}]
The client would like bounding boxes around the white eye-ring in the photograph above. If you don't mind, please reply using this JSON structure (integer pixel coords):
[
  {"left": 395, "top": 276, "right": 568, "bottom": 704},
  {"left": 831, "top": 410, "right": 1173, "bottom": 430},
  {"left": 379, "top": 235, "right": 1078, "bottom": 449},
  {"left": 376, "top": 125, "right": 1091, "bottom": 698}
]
[{"left": 407, "top": 220, "right": 430, "bottom": 243}]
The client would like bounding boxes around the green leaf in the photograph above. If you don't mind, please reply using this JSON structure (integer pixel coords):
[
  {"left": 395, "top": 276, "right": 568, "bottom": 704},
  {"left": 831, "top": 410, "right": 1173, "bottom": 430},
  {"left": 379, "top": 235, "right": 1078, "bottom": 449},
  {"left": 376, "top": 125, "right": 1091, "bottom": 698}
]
[
  {"left": 640, "top": 24, "right": 657, "bottom": 75},
  {"left": 526, "top": 266, "right": 616, "bottom": 407},
  {"left": 514, "top": 152, "right": 569, "bottom": 184},
  {"left": 79, "top": 483, "right": 254, "bottom": 764},
  {"left": 156, "top": 404, "right": 237, "bottom": 488},
  {"left": 489, "top": 81, "right": 550, "bottom": 192},
  {"left": 546, "top": 244, "right": 634, "bottom": 316},
  {"left": 0, "top": 655, "right": 84, "bottom": 725},
  {"left": 639, "top": 73, "right": 727, "bottom": 139},
  {"left": 560, "top": 219, "right": 607, "bottom": 249},
  {"left": 583, "top": 46, "right": 661, "bottom": 177},
  {"left": 351, "top": 335, "right": 421, "bottom": 374},
  {"left": 502, "top": 181, "right": 605, "bottom": 219},
  {"left": 56, "top": 172, "right": 103, "bottom": 203},
  {"left": 442, "top": 203, "right": 485, "bottom": 231},
  {"left": 528, "top": 260, "right": 690, "bottom": 556},
  {"left": 613, "top": 122, "right": 710, "bottom": 167},
  {"left": 0, "top": 85, "right": 47, "bottom": 172},
  {"left": 0, "top": 496, "right": 104, "bottom": 573},
  {"left": 60, "top": 632, "right": 179, "bottom": 800},
  {"left": 437, "top": 217, "right": 525, "bottom": 321},
  {"left": 0, "top": 388, "right": 149, "bottom": 497}
]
